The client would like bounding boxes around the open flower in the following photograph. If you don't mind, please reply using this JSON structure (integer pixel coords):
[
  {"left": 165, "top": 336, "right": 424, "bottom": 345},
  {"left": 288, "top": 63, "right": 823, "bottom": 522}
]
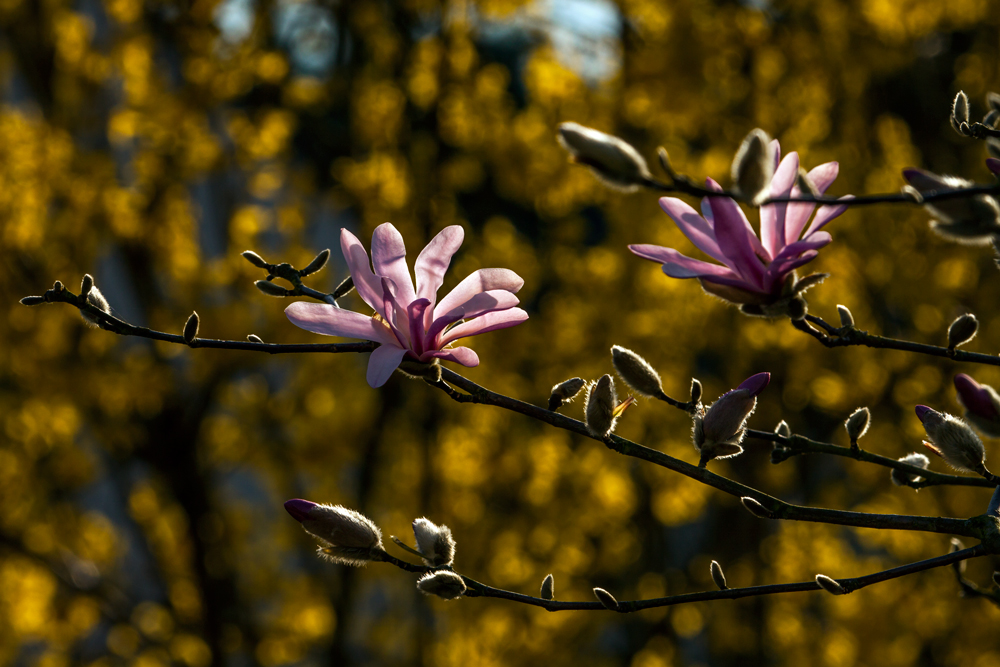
[
  {"left": 629, "top": 142, "right": 851, "bottom": 315},
  {"left": 286, "top": 224, "right": 528, "bottom": 387}
]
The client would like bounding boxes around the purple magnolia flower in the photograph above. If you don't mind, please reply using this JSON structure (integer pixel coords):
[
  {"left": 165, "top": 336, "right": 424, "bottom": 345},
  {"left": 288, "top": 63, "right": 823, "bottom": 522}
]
[
  {"left": 286, "top": 223, "right": 528, "bottom": 388},
  {"left": 629, "top": 142, "right": 851, "bottom": 310}
]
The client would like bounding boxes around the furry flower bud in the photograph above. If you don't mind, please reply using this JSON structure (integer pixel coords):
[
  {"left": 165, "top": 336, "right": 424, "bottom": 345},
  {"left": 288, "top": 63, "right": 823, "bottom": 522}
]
[
  {"left": 557, "top": 122, "right": 652, "bottom": 192},
  {"left": 954, "top": 374, "right": 1000, "bottom": 438},
  {"left": 815, "top": 574, "right": 846, "bottom": 595},
  {"left": 284, "top": 499, "right": 383, "bottom": 566},
  {"left": 948, "top": 313, "right": 979, "bottom": 349},
  {"left": 890, "top": 452, "right": 930, "bottom": 486},
  {"left": 951, "top": 91, "right": 971, "bottom": 136},
  {"left": 593, "top": 587, "right": 620, "bottom": 611},
  {"left": 412, "top": 518, "right": 456, "bottom": 567},
  {"left": 183, "top": 312, "right": 200, "bottom": 344},
  {"left": 903, "top": 169, "right": 1000, "bottom": 244},
  {"left": 248, "top": 334, "right": 264, "bottom": 343},
  {"left": 710, "top": 560, "right": 728, "bottom": 590},
  {"left": 690, "top": 378, "right": 703, "bottom": 405},
  {"left": 417, "top": 571, "right": 466, "bottom": 600},
  {"left": 845, "top": 407, "right": 870, "bottom": 443},
  {"left": 837, "top": 305, "right": 854, "bottom": 328},
  {"left": 611, "top": 345, "right": 663, "bottom": 398},
  {"left": 80, "top": 274, "right": 94, "bottom": 299},
  {"left": 548, "top": 377, "right": 586, "bottom": 411},
  {"left": 915, "top": 406, "right": 986, "bottom": 473},
  {"left": 80, "top": 285, "right": 111, "bottom": 328},
  {"left": 585, "top": 375, "right": 618, "bottom": 438},
  {"left": 242, "top": 250, "right": 269, "bottom": 268},
  {"left": 540, "top": 574, "right": 555, "bottom": 600},
  {"left": 692, "top": 373, "right": 769, "bottom": 466},
  {"left": 731, "top": 129, "right": 775, "bottom": 205}
]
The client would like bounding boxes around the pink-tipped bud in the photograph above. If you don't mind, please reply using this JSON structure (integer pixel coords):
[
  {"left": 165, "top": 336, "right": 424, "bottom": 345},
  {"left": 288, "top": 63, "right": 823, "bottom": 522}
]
[
  {"left": 737, "top": 372, "right": 770, "bottom": 397},
  {"left": 954, "top": 374, "right": 1000, "bottom": 437},
  {"left": 914, "top": 405, "right": 934, "bottom": 423},
  {"left": 284, "top": 499, "right": 383, "bottom": 566},
  {"left": 692, "top": 373, "right": 768, "bottom": 465},
  {"left": 915, "top": 407, "right": 987, "bottom": 474}
]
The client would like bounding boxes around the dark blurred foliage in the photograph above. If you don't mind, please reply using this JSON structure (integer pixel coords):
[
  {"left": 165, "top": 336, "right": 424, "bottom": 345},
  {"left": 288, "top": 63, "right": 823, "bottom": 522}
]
[{"left": 3, "top": 0, "right": 1000, "bottom": 666}]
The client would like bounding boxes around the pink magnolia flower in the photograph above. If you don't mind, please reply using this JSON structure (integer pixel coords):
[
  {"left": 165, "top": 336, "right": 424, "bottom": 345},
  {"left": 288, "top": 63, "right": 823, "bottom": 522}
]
[
  {"left": 629, "top": 142, "right": 852, "bottom": 310},
  {"left": 286, "top": 223, "right": 528, "bottom": 388}
]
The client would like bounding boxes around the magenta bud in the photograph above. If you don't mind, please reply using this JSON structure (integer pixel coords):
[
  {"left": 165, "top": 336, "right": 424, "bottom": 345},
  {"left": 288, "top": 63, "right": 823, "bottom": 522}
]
[
  {"left": 285, "top": 499, "right": 317, "bottom": 523},
  {"left": 914, "top": 405, "right": 934, "bottom": 423},
  {"left": 737, "top": 372, "right": 770, "bottom": 397},
  {"left": 954, "top": 374, "right": 1000, "bottom": 420},
  {"left": 988, "top": 158, "right": 1000, "bottom": 176}
]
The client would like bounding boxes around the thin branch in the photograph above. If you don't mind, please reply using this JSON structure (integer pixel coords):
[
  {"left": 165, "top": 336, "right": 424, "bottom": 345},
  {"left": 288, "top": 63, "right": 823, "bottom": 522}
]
[
  {"left": 435, "top": 369, "right": 979, "bottom": 537},
  {"left": 747, "top": 429, "right": 993, "bottom": 488}
]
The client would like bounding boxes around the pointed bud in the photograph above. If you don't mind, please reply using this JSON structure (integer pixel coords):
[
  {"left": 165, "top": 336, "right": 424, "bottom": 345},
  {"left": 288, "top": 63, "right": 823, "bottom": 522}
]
[
  {"left": 416, "top": 571, "right": 466, "bottom": 600},
  {"left": 815, "top": 574, "right": 846, "bottom": 595},
  {"left": 731, "top": 129, "right": 775, "bottom": 205},
  {"left": 954, "top": 374, "right": 1000, "bottom": 437},
  {"left": 837, "top": 305, "right": 854, "bottom": 328},
  {"left": 548, "top": 377, "right": 586, "bottom": 411},
  {"left": 915, "top": 406, "right": 986, "bottom": 473},
  {"left": 948, "top": 314, "right": 978, "bottom": 349},
  {"left": 284, "top": 499, "right": 383, "bottom": 566},
  {"left": 80, "top": 286, "right": 111, "bottom": 328},
  {"left": 248, "top": 334, "right": 264, "bottom": 343},
  {"left": 693, "top": 373, "right": 769, "bottom": 465},
  {"left": 657, "top": 147, "right": 676, "bottom": 178},
  {"left": 20, "top": 296, "right": 45, "bottom": 306},
  {"left": 690, "top": 378, "right": 703, "bottom": 405},
  {"left": 242, "top": 250, "right": 269, "bottom": 268},
  {"left": 256, "top": 280, "right": 292, "bottom": 297},
  {"left": 902, "top": 169, "right": 1000, "bottom": 244},
  {"left": 710, "top": 560, "right": 728, "bottom": 590},
  {"left": 845, "top": 407, "right": 870, "bottom": 442},
  {"left": 774, "top": 420, "right": 791, "bottom": 438},
  {"left": 80, "top": 274, "right": 94, "bottom": 299},
  {"left": 890, "top": 452, "right": 930, "bottom": 486},
  {"left": 741, "top": 496, "right": 772, "bottom": 518},
  {"left": 183, "top": 312, "right": 200, "bottom": 344},
  {"left": 333, "top": 275, "right": 355, "bottom": 299},
  {"left": 557, "top": 122, "right": 652, "bottom": 192},
  {"left": 300, "top": 249, "right": 330, "bottom": 277},
  {"left": 951, "top": 91, "right": 971, "bottom": 136},
  {"left": 611, "top": 345, "right": 663, "bottom": 398},
  {"left": 540, "top": 574, "right": 555, "bottom": 600},
  {"left": 592, "top": 587, "right": 620, "bottom": 611},
  {"left": 585, "top": 375, "right": 618, "bottom": 438},
  {"left": 412, "top": 518, "right": 456, "bottom": 567}
]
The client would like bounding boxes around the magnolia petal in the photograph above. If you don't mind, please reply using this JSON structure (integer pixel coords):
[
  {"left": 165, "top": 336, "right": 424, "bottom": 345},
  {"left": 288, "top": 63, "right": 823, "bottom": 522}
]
[
  {"left": 705, "top": 179, "right": 766, "bottom": 289},
  {"left": 803, "top": 195, "right": 852, "bottom": 237},
  {"left": 629, "top": 244, "right": 743, "bottom": 282},
  {"left": 366, "top": 344, "right": 409, "bottom": 388},
  {"left": 426, "top": 290, "right": 520, "bottom": 344},
  {"left": 783, "top": 162, "right": 841, "bottom": 244},
  {"left": 760, "top": 152, "right": 799, "bottom": 259},
  {"left": 381, "top": 278, "right": 410, "bottom": 348},
  {"left": 435, "top": 268, "right": 524, "bottom": 317},
  {"left": 340, "top": 228, "right": 385, "bottom": 317},
  {"left": 766, "top": 250, "right": 819, "bottom": 282},
  {"left": 371, "top": 223, "right": 417, "bottom": 306},
  {"left": 407, "top": 298, "right": 432, "bottom": 357},
  {"left": 438, "top": 308, "right": 528, "bottom": 346},
  {"left": 658, "top": 197, "right": 728, "bottom": 263},
  {"left": 285, "top": 302, "right": 396, "bottom": 345},
  {"left": 705, "top": 178, "right": 770, "bottom": 262},
  {"left": 771, "top": 231, "right": 832, "bottom": 264},
  {"left": 415, "top": 226, "right": 465, "bottom": 305},
  {"left": 423, "top": 346, "right": 480, "bottom": 367}
]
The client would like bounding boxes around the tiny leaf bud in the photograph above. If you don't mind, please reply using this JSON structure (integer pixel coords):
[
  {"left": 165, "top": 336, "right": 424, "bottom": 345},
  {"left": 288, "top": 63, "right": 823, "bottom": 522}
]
[
  {"left": 611, "top": 345, "right": 663, "bottom": 398},
  {"left": 710, "top": 560, "right": 728, "bottom": 590},
  {"left": 540, "top": 574, "right": 555, "bottom": 600},
  {"left": 915, "top": 406, "right": 986, "bottom": 473},
  {"left": 890, "top": 452, "right": 930, "bottom": 487},
  {"left": 300, "top": 249, "right": 331, "bottom": 277},
  {"left": 731, "top": 128, "right": 775, "bottom": 205},
  {"left": 417, "top": 571, "right": 466, "bottom": 600},
  {"left": 592, "top": 587, "right": 620, "bottom": 611},
  {"left": 948, "top": 313, "right": 978, "bottom": 350},
  {"left": 284, "top": 499, "right": 383, "bottom": 566},
  {"left": 242, "top": 250, "right": 269, "bottom": 268},
  {"left": 845, "top": 407, "right": 871, "bottom": 443},
  {"left": 256, "top": 280, "right": 292, "bottom": 297},
  {"left": 657, "top": 147, "right": 676, "bottom": 178},
  {"left": 690, "top": 378, "right": 703, "bottom": 405},
  {"left": 557, "top": 122, "right": 652, "bottom": 192},
  {"left": 20, "top": 296, "right": 45, "bottom": 306},
  {"left": 183, "top": 312, "right": 200, "bottom": 344},
  {"left": 774, "top": 420, "right": 791, "bottom": 438},
  {"left": 247, "top": 334, "right": 264, "bottom": 343},
  {"left": 585, "top": 375, "right": 618, "bottom": 438},
  {"left": 950, "top": 537, "right": 967, "bottom": 575},
  {"left": 333, "top": 275, "right": 355, "bottom": 299},
  {"left": 80, "top": 286, "right": 111, "bottom": 328},
  {"left": 837, "top": 304, "right": 854, "bottom": 328},
  {"left": 548, "top": 377, "right": 586, "bottom": 411},
  {"left": 951, "top": 91, "right": 971, "bottom": 136},
  {"left": 741, "top": 496, "right": 772, "bottom": 519},
  {"left": 411, "top": 518, "right": 456, "bottom": 567},
  {"left": 815, "top": 574, "right": 846, "bottom": 595},
  {"left": 80, "top": 274, "right": 94, "bottom": 299},
  {"left": 52, "top": 280, "right": 64, "bottom": 292}
]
